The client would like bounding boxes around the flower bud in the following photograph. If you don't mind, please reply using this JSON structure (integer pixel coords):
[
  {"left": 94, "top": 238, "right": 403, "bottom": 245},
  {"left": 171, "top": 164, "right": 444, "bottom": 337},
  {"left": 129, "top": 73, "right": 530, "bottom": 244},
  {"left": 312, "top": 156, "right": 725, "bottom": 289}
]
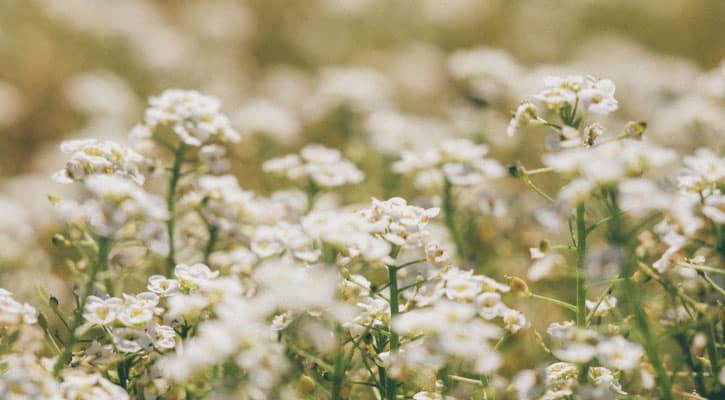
[{"left": 624, "top": 121, "right": 647, "bottom": 140}]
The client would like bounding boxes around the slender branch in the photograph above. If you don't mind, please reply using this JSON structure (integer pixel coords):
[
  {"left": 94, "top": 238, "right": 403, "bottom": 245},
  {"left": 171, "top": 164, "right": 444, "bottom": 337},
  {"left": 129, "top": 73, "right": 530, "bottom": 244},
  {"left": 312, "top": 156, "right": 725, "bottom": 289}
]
[
  {"left": 331, "top": 326, "right": 346, "bottom": 400},
  {"left": 678, "top": 262, "right": 725, "bottom": 276},
  {"left": 53, "top": 236, "right": 112, "bottom": 376},
  {"left": 529, "top": 293, "right": 578, "bottom": 313},
  {"left": 165, "top": 144, "right": 187, "bottom": 276},
  {"left": 386, "top": 263, "right": 400, "bottom": 400},
  {"left": 524, "top": 166, "right": 555, "bottom": 175},
  {"left": 622, "top": 258, "right": 673, "bottom": 399},
  {"left": 397, "top": 258, "right": 426, "bottom": 270},
  {"left": 203, "top": 225, "right": 219, "bottom": 265},
  {"left": 522, "top": 175, "right": 555, "bottom": 203},
  {"left": 443, "top": 178, "right": 465, "bottom": 260},
  {"left": 575, "top": 203, "right": 587, "bottom": 327}
]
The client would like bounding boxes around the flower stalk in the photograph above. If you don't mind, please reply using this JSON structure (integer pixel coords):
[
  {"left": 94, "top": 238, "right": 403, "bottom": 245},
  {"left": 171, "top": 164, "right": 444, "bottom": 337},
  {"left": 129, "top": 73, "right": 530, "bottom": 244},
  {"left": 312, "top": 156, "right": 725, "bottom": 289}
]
[
  {"left": 575, "top": 203, "right": 587, "bottom": 327},
  {"left": 53, "top": 236, "right": 112, "bottom": 376},
  {"left": 166, "top": 143, "right": 186, "bottom": 276},
  {"left": 443, "top": 178, "right": 464, "bottom": 260}
]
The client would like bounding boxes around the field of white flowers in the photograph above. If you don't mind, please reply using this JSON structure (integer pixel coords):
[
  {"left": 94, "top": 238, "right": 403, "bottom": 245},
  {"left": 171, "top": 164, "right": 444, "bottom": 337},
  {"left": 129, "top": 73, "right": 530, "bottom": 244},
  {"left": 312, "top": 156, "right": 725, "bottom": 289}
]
[{"left": 0, "top": 1, "right": 724, "bottom": 399}]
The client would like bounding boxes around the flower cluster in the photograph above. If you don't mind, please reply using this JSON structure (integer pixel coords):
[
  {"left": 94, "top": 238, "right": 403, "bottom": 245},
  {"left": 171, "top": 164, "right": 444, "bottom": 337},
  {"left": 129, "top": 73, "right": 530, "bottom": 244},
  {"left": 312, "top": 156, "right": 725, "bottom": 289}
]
[
  {"left": 393, "top": 138, "right": 505, "bottom": 187},
  {"left": 130, "top": 89, "right": 240, "bottom": 147},
  {"left": 52, "top": 139, "right": 146, "bottom": 185},
  {"left": 263, "top": 143, "right": 364, "bottom": 188}
]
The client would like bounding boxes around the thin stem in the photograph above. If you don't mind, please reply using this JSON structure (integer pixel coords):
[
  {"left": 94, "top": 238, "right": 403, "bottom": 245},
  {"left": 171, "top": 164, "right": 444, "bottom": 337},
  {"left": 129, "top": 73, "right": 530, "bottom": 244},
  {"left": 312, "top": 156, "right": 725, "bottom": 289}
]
[
  {"left": 585, "top": 282, "right": 615, "bottom": 323},
  {"left": 203, "top": 225, "right": 218, "bottom": 265},
  {"left": 524, "top": 166, "right": 555, "bottom": 175},
  {"left": 529, "top": 293, "right": 578, "bottom": 313},
  {"left": 397, "top": 258, "right": 426, "bottom": 270},
  {"left": 53, "top": 236, "right": 112, "bottom": 376},
  {"left": 166, "top": 144, "right": 186, "bottom": 277},
  {"left": 621, "top": 257, "right": 673, "bottom": 399},
  {"left": 331, "top": 326, "right": 345, "bottom": 400},
  {"left": 285, "top": 340, "right": 334, "bottom": 373},
  {"left": 386, "top": 264, "right": 400, "bottom": 400},
  {"left": 575, "top": 203, "right": 587, "bottom": 327},
  {"left": 448, "top": 374, "right": 484, "bottom": 386},
  {"left": 443, "top": 178, "right": 465, "bottom": 260},
  {"left": 702, "top": 272, "right": 725, "bottom": 297},
  {"left": 305, "top": 179, "right": 319, "bottom": 214},
  {"left": 677, "top": 262, "right": 725, "bottom": 276},
  {"left": 705, "top": 320, "right": 722, "bottom": 388},
  {"left": 522, "top": 175, "right": 555, "bottom": 203}
]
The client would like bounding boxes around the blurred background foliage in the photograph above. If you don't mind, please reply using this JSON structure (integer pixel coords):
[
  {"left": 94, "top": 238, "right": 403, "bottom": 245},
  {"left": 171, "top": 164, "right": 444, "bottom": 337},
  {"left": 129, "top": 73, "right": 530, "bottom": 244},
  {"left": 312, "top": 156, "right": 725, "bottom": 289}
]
[{"left": 1, "top": 0, "right": 723, "bottom": 178}]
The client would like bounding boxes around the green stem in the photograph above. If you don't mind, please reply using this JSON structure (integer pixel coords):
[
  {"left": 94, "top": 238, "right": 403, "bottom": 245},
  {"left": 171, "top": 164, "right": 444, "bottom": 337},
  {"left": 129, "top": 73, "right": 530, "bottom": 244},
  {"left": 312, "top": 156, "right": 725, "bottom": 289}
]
[
  {"left": 529, "top": 293, "right": 578, "bottom": 313},
  {"left": 575, "top": 203, "right": 587, "bottom": 327},
  {"left": 331, "top": 328, "right": 345, "bottom": 400},
  {"left": 448, "top": 374, "right": 484, "bottom": 386},
  {"left": 522, "top": 175, "right": 555, "bottom": 203},
  {"left": 203, "top": 225, "right": 218, "bottom": 265},
  {"left": 702, "top": 272, "right": 725, "bottom": 297},
  {"left": 678, "top": 262, "right": 725, "bottom": 276},
  {"left": 53, "top": 236, "right": 112, "bottom": 376},
  {"left": 386, "top": 264, "right": 400, "bottom": 400},
  {"left": 443, "top": 178, "right": 464, "bottom": 260},
  {"left": 622, "top": 257, "right": 673, "bottom": 399},
  {"left": 524, "top": 166, "right": 554, "bottom": 175},
  {"left": 706, "top": 320, "right": 722, "bottom": 389},
  {"left": 165, "top": 144, "right": 186, "bottom": 276},
  {"left": 305, "top": 179, "right": 319, "bottom": 214}
]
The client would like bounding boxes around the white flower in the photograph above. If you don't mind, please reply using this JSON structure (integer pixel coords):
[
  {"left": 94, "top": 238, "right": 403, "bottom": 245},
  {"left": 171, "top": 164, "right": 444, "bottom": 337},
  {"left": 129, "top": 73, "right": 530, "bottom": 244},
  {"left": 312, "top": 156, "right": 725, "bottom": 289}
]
[
  {"left": 553, "top": 342, "right": 597, "bottom": 363},
  {"left": 199, "top": 144, "right": 230, "bottom": 173},
  {"left": 147, "top": 275, "right": 180, "bottom": 296},
  {"left": 362, "top": 197, "right": 440, "bottom": 248},
  {"left": 534, "top": 76, "right": 580, "bottom": 108},
  {"left": 445, "top": 277, "right": 482, "bottom": 301},
  {"left": 703, "top": 192, "right": 725, "bottom": 223},
  {"left": 589, "top": 366, "right": 626, "bottom": 395},
  {"left": 393, "top": 138, "right": 503, "bottom": 188},
  {"left": 149, "top": 323, "right": 177, "bottom": 349},
  {"left": 271, "top": 312, "right": 293, "bottom": 332},
  {"left": 413, "top": 392, "right": 447, "bottom": 400},
  {"left": 83, "top": 296, "right": 122, "bottom": 325},
  {"left": 82, "top": 340, "right": 114, "bottom": 365},
  {"left": 265, "top": 144, "right": 364, "bottom": 188},
  {"left": 53, "top": 139, "right": 145, "bottom": 185},
  {"left": 585, "top": 295, "right": 618, "bottom": 317},
  {"left": 72, "top": 175, "right": 167, "bottom": 237},
  {"left": 545, "top": 361, "right": 578, "bottom": 388},
  {"left": 596, "top": 336, "right": 643, "bottom": 371},
  {"left": 117, "top": 302, "right": 154, "bottom": 327},
  {"left": 425, "top": 242, "right": 449, "bottom": 267},
  {"left": 501, "top": 308, "right": 530, "bottom": 333},
  {"left": 0, "top": 289, "right": 38, "bottom": 327},
  {"left": 133, "top": 89, "right": 240, "bottom": 147},
  {"left": 0, "top": 354, "right": 60, "bottom": 399},
  {"left": 174, "top": 263, "right": 219, "bottom": 291},
  {"left": 60, "top": 373, "right": 129, "bottom": 400},
  {"left": 507, "top": 101, "right": 540, "bottom": 137},
  {"left": 528, "top": 248, "right": 564, "bottom": 281},
  {"left": 547, "top": 321, "right": 576, "bottom": 341},
  {"left": 476, "top": 292, "right": 505, "bottom": 320},
  {"left": 578, "top": 79, "right": 618, "bottom": 115},
  {"left": 112, "top": 327, "right": 152, "bottom": 353}
]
